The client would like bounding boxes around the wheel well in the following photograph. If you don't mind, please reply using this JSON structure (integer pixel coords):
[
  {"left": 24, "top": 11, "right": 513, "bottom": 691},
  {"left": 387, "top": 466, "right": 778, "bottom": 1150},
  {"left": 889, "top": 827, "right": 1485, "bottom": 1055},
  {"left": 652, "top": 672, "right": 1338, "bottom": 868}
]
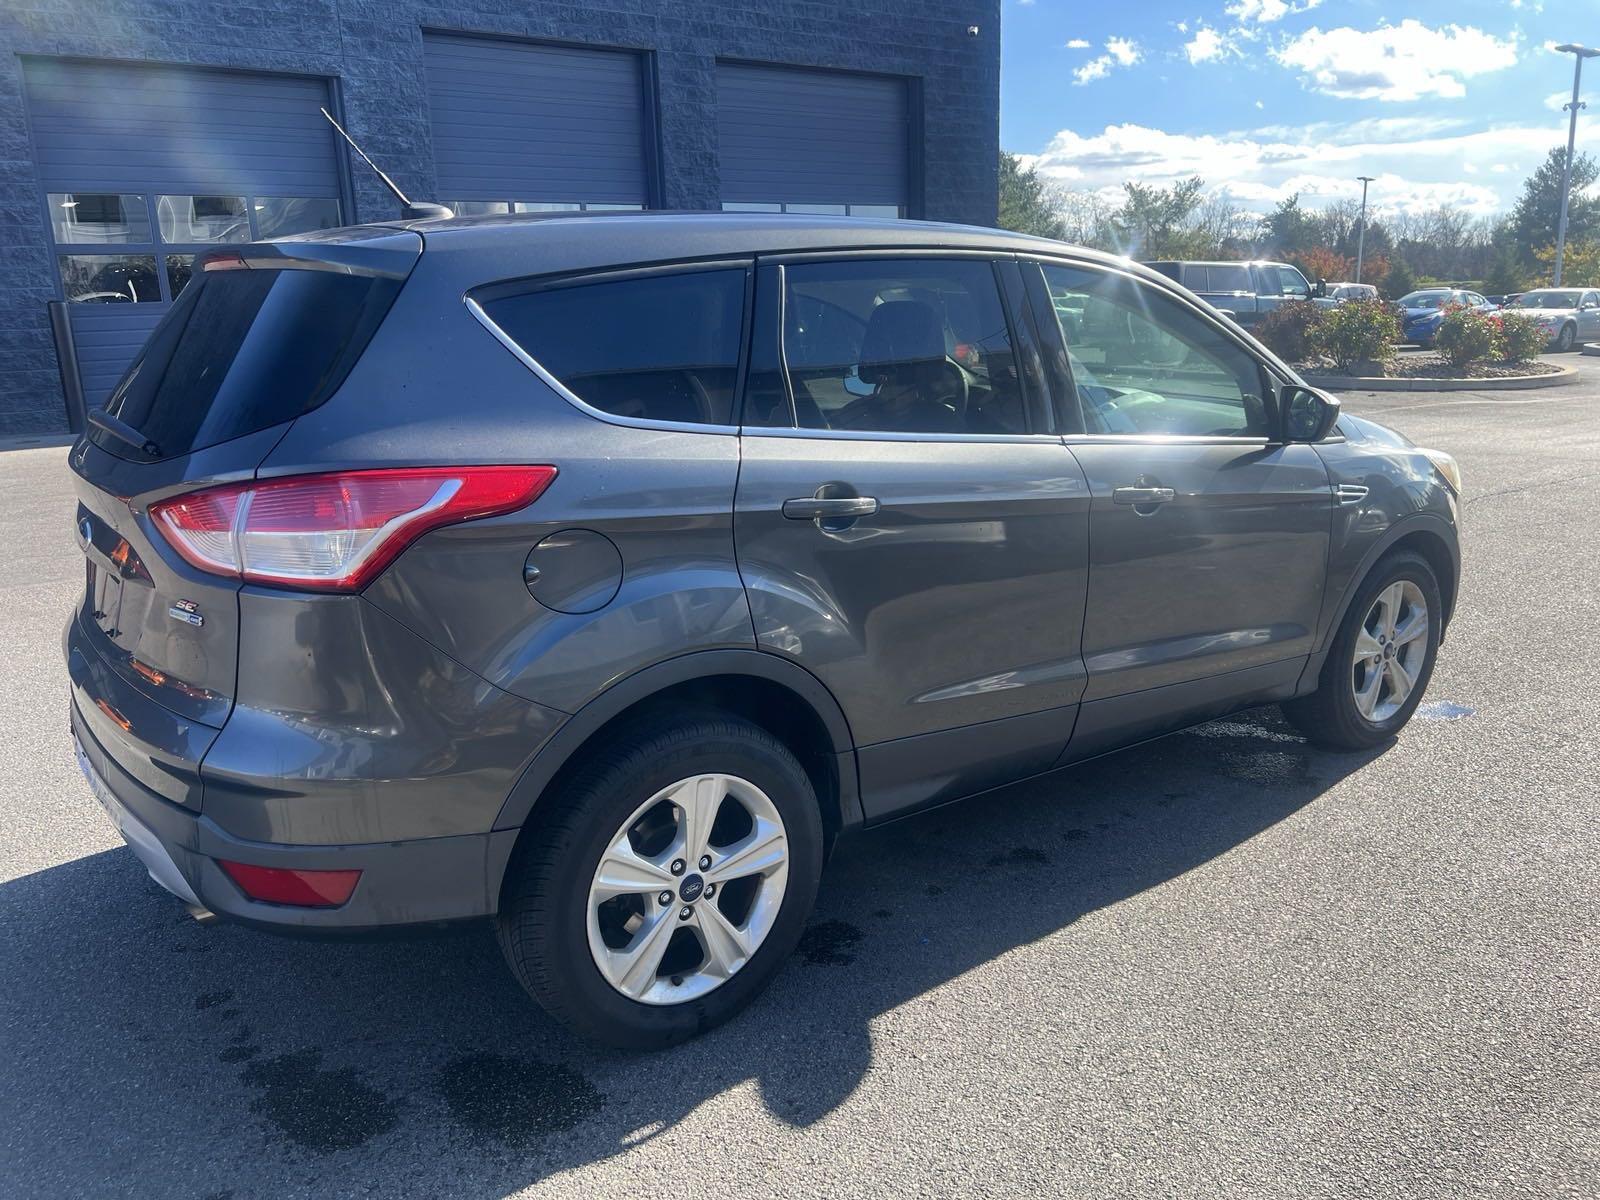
[
  {"left": 525, "top": 673, "right": 844, "bottom": 840},
  {"left": 1385, "top": 530, "right": 1457, "bottom": 628}
]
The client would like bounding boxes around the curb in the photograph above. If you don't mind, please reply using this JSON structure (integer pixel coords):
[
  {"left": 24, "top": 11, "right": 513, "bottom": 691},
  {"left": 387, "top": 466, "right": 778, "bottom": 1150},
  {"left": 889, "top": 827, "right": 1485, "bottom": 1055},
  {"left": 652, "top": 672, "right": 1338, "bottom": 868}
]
[
  {"left": 1581, "top": 343, "right": 1600, "bottom": 357},
  {"left": 1303, "top": 364, "right": 1579, "bottom": 392}
]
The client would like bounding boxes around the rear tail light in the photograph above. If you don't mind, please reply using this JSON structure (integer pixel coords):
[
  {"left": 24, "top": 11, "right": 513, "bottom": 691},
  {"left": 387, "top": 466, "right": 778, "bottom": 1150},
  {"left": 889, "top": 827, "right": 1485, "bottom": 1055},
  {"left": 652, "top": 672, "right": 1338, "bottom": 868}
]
[
  {"left": 150, "top": 466, "right": 556, "bottom": 592},
  {"left": 218, "top": 860, "right": 361, "bottom": 907}
]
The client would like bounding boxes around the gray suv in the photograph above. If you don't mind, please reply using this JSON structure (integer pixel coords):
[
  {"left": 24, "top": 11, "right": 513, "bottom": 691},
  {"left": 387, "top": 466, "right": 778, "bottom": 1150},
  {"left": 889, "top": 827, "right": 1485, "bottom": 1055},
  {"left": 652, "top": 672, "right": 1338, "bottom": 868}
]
[{"left": 65, "top": 214, "right": 1462, "bottom": 1048}]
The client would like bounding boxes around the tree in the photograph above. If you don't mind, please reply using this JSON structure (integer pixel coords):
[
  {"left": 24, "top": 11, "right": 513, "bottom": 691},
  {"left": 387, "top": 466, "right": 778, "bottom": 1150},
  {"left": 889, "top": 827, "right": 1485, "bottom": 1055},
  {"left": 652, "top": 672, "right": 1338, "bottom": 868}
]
[
  {"left": 1293, "top": 245, "right": 1352, "bottom": 284},
  {"left": 1112, "top": 177, "right": 1206, "bottom": 258},
  {"left": 1265, "top": 194, "right": 1318, "bottom": 257},
  {"left": 1384, "top": 255, "right": 1418, "bottom": 300},
  {"left": 1482, "top": 242, "right": 1526, "bottom": 296},
  {"left": 1510, "top": 147, "right": 1600, "bottom": 266},
  {"left": 997, "top": 152, "right": 1066, "bottom": 240},
  {"left": 1534, "top": 239, "right": 1600, "bottom": 286}
]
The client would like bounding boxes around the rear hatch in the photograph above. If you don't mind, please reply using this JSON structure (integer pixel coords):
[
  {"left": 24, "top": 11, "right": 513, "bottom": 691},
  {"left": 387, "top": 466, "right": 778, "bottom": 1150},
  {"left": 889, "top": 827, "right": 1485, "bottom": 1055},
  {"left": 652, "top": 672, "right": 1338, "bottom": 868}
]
[{"left": 68, "top": 229, "right": 421, "bottom": 807}]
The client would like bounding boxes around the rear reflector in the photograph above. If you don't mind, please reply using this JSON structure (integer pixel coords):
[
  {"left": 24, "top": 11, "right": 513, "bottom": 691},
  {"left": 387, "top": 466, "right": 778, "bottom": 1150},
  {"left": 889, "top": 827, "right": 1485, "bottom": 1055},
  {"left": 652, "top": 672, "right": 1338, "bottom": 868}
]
[
  {"left": 218, "top": 860, "right": 362, "bottom": 907},
  {"left": 150, "top": 465, "right": 556, "bottom": 592}
]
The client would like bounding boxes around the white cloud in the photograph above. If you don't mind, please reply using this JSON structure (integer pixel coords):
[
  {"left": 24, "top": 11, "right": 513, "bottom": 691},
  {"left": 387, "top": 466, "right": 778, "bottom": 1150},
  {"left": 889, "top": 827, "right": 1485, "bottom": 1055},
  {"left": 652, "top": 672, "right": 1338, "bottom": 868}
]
[
  {"left": 1274, "top": 21, "right": 1519, "bottom": 101},
  {"left": 1105, "top": 37, "right": 1142, "bottom": 67},
  {"left": 1065, "top": 38, "right": 1091, "bottom": 49},
  {"left": 1546, "top": 90, "right": 1576, "bottom": 112},
  {"left": 1185, "top": 27, "right": 1235, "bottom": 65},
  {"left": 1226, "top": 0, "right": 1321, "bottom": 23},
  {"left": 1074, "top": 57, "right": 1112, "bottom": 85},
  {"left": 1022, "top": 119, "right": 1600, "bottom": 215},
  {"left": 1073, "top": 37, "right": 1141, "bottom": 86}
]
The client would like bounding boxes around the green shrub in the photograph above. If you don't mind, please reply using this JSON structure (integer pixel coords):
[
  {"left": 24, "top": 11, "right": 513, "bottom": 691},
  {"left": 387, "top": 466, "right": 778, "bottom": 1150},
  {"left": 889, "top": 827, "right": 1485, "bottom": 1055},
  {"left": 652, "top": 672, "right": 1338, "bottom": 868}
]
[
  {"left": 1254, "top": 300, "right": 1325, "bottom": 362},
  {"left": 1496, "top": 310, "right": 1546, "bottom": 362},
  {"left": 1318, "top": 299, "right": 1401, "bottom": 372},
  {"left": 1434, "top": 305, "right": 1501, "bottom": 368}
]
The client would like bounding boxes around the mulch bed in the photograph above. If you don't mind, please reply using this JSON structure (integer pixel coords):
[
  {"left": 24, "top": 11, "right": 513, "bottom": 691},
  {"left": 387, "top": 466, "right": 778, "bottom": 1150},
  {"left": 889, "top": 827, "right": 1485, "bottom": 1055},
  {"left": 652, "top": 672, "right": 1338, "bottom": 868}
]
[{"left": 1295, "top": 354, "right": 1564, "bottom": 380}]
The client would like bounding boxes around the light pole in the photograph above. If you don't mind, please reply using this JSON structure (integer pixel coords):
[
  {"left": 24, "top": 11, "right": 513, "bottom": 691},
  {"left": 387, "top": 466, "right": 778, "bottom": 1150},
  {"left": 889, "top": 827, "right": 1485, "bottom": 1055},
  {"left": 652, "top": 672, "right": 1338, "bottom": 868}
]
[
  {"left": 1553, "top": 43, "right": 1599, "bottom": 287},
  {"left": 1355, "top": 175, "right": 1376, "bottom": 285}
]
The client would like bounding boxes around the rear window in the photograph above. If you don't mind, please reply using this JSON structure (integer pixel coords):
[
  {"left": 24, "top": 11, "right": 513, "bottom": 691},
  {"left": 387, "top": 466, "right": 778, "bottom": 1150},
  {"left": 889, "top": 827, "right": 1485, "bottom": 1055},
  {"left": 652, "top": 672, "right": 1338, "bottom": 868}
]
[
  {"left": 1208, "top": 264, "right": 1251, "bottom": 293},
  {"left": 91, "top": 264, "right": 400, "bottom": 460},
  {"left": 481, "top": 268, "right": 748, "bottom": 426}
]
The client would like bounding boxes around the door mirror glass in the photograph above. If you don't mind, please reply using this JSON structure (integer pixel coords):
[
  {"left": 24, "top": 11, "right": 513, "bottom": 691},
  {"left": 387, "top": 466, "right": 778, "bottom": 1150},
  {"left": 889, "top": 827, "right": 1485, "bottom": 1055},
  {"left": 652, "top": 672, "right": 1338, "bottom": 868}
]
[{"left": 1280, "top": 385, "right": 1340, "bottom": 443}]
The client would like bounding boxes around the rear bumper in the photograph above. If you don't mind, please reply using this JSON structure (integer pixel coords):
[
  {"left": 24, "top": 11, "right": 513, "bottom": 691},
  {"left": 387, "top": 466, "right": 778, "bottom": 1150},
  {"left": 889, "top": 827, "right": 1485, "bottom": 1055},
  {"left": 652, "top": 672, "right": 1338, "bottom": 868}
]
[{"left": 71, "top": 697, "right": 516, "bottom": 932}]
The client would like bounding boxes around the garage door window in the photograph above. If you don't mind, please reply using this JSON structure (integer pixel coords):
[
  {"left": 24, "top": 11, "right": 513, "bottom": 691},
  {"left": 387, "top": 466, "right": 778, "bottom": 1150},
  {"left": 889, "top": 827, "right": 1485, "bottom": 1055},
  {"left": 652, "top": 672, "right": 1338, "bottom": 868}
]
[
  {"left": 46, "top": 192, "right": 341, "bottom": 303},
  {"left": 443, "top": 200, "right": 646, "bottom": 216},
  {"left": 722, "top": 202, "right": 902, "bottom": 218}
]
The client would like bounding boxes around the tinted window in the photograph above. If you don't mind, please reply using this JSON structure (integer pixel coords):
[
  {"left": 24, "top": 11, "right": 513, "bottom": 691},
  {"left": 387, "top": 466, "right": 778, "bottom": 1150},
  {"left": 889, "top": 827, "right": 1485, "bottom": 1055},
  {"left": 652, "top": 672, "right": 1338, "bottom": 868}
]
[
  {"left": 1040, "top": 263, "right": 1269, "bottom": 438},
  {"left": 1277, "top": 267, "right": 1310, "bottom": 299},
  {"left": 89, "top": 265, "right": 400, "bottom": 460},
  {"left": 778, "top": 259, "right": 1026, "bottom": 435},
  {"left": 483, "top": 269, "right": 747, "bottom": 425},
  {"left": 1146, "top": 262, "right": 1180, "bottom": 282},
  {"left": 1209, "top": 264, "right": 1251, "bottom": 293}
]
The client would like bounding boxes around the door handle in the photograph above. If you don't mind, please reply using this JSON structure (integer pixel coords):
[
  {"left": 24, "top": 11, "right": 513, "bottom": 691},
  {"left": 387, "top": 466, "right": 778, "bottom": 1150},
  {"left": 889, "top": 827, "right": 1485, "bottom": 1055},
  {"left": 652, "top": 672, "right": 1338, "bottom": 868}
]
[
  {"left": 1112, "top": 486, "right": 1176, "bottom": 506},
  {"left": 782, "top": 496, "right": 879, "bottom": 521}
]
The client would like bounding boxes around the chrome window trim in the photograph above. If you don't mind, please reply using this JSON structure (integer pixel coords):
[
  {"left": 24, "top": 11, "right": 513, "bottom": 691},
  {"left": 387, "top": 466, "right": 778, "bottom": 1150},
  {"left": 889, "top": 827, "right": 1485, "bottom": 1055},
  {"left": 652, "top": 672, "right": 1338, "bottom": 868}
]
[
  {"left": 741, "top": 425, "right": 1065, "bottom": 445},
  {"left": 464, "top": 295, "right": 739, "bottom": 436}
]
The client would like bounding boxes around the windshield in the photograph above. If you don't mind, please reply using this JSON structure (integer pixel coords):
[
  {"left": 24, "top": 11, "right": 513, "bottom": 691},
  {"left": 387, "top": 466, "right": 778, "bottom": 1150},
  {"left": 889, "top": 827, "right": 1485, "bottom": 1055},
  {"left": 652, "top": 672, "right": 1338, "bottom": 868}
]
[
  {"left": 1514, "top": 290, "right": 1581, "bottom": 309},
  {"left": 1399, "top": 291, "right": 1452, "bottom": 310}
]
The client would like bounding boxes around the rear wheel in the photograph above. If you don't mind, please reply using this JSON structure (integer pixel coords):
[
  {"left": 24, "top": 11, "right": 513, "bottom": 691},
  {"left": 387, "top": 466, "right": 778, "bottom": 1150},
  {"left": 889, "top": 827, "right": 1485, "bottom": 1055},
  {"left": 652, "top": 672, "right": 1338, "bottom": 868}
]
[
  {"left": 496, "top": 712, "right": 824, "bottom": 1049},
  {"left": 1284, "top": 551, "right": 1441, "bottom": 750}
]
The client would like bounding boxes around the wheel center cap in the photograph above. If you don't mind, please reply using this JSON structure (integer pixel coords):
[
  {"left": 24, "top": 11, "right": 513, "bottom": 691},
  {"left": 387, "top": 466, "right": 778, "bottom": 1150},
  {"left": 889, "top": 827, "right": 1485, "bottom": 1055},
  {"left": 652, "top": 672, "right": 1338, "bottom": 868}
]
[
  {"left": 678, "top": 873, "right": 705, "bottom": 903},
  {"left": 1384, "top": 643, "right": 1395, "bottom": 658}
]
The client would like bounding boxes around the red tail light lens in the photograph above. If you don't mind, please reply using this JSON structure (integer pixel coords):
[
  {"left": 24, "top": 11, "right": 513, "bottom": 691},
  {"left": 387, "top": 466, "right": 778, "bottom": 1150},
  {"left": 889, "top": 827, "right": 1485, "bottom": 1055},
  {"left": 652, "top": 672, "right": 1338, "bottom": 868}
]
[
  {"left": 218, "top": 860, "right": 361, "bottom": 907},
  {"left": 150, "top": 466, "right": 556, "bottom": 591}
]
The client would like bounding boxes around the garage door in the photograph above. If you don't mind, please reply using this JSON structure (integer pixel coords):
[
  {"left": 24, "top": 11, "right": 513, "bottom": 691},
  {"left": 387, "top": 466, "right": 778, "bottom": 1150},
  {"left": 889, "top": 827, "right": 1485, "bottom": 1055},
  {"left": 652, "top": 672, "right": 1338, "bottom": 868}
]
[
  {"left": 24, "top": 58, "right": 344, "bottom": 405},
  {"left": 422, "top": 33, "right": 649, "bottom": 216},
  {"left": 717, "top": 63, "right": 909, "bottom": 218}
]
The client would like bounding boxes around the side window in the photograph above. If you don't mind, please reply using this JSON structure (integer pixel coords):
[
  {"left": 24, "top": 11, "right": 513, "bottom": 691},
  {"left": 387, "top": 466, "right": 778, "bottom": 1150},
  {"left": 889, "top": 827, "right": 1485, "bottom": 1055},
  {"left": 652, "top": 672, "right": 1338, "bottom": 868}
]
[
  {"left": 778, "top": 259, "right": 1027, "bottom": 435},
  {"left": 1585, "top": 291, "right": 1600, "bottom": 308},
  {"left": 480, "top": 268, "right": 747, "bottom": 425},
  {"left": 1039, "top": 263, "right": 1270, "bottom": 438},
  {"left": 1210, "top": 264, "right": 1251, "bottom": 294},
  {"left": 1278, "top": 267, "right": 1311, "bottom": 300}
]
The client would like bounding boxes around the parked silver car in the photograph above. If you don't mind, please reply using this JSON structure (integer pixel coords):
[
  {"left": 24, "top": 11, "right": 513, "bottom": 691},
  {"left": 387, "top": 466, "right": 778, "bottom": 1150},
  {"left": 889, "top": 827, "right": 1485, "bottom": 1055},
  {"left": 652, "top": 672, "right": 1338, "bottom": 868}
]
[
  {"left": 1325, "top": 282, "right": 1379, "bottom": 304},
  {"left": 1505, "top": 288, "right": 1600, "bottom": 352}
]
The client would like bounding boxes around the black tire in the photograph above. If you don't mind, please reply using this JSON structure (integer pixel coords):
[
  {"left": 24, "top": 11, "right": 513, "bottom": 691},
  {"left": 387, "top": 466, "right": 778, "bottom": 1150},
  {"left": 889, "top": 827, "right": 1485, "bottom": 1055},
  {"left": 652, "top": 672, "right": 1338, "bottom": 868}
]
[
  {"left": 1283, "top": 550, "right": 1442, "bottom": 751},
  {"left": 496, "top": 711, "right": 824, "bottom": 1050},
  {"left": 1556, "top": 323, "right": 1577, "bottom": 353}
]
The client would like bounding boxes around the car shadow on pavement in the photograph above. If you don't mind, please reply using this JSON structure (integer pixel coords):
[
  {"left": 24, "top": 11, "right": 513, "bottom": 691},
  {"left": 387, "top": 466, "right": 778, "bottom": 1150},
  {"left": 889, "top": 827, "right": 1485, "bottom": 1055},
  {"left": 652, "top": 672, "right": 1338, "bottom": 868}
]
[{"left": 0, "top": 707, "right": 1381, "bottom": 1195}]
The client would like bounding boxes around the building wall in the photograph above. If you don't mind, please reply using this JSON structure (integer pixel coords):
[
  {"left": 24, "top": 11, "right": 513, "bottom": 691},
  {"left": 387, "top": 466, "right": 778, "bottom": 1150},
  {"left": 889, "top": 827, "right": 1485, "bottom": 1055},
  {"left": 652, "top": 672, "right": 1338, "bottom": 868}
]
[{"left": 0, "top": 1, "right": 1000, "bottom": 435}]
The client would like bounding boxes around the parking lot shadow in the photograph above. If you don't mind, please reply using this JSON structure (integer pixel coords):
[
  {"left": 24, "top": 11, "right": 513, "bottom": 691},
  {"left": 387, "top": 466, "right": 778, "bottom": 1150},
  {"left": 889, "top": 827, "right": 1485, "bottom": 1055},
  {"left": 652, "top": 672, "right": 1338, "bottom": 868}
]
[{"left": 0, "top": 708, "right": 1380, "bottom": 1195}]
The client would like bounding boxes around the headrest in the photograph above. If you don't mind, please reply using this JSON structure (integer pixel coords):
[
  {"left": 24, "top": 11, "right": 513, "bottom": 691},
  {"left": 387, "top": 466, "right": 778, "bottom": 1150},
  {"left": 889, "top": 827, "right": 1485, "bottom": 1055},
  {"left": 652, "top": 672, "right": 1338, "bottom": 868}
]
[{"left": 858, "top": 300, "right": 945, "bottom": 383}]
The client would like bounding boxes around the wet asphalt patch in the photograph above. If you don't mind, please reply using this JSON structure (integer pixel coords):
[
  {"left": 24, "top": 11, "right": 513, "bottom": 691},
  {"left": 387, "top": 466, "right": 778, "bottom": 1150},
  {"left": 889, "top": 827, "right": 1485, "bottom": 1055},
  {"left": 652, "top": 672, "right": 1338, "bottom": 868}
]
[
  {"left": 436, "top": 1054, "right": 605, "bottom": 1148},
  {"left": 240, "top": 1050, "right": 401, "bottom": 1154},
  {"left": 797, "top": 919, "right": 864, "bottom": 965}
]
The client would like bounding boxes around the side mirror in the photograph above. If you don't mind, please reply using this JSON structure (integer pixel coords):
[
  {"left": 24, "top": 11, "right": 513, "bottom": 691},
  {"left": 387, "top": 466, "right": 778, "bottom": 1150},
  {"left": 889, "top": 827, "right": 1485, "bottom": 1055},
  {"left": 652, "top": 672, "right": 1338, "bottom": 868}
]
[
  {"left": 1314, "top": 277, "right": 1327, "bottom": 298},
  {"left": 1280, "top": 384, "right": 1340, "bottom": 443}
]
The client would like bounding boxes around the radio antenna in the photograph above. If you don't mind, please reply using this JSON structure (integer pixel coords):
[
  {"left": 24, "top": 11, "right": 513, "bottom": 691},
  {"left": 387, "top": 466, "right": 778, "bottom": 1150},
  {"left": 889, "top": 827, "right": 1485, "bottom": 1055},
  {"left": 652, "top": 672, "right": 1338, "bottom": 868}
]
[{"left": 320, "top": 108, "right": 453, "bottom": 220}]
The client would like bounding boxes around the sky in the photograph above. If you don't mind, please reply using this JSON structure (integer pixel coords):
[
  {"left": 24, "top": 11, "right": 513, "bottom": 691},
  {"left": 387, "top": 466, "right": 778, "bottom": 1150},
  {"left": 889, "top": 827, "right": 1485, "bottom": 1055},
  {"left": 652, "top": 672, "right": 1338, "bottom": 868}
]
[{"left": 1000, "top": 0, "right": 1600, "bottom": 217}]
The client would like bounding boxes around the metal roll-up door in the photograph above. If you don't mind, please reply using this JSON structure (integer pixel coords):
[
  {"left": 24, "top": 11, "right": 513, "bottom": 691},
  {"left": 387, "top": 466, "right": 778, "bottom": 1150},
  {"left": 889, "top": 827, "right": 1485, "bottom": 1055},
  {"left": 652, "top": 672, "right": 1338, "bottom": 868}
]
[
  {"left": 23, "top": 58, "right": 344, "bottom": 407},
  {"left": 717, "top": 63, "right": 909, "bottom": 218},
  {"left": 422, "top": 33, "right": 649, "bottom": 214}
]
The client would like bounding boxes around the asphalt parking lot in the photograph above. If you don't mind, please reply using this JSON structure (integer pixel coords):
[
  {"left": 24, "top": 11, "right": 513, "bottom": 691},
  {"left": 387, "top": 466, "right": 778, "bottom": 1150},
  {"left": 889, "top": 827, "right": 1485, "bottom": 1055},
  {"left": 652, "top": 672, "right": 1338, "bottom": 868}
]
[{"left": 2, "top": 359, "right": 1597, "bottom": 1199}]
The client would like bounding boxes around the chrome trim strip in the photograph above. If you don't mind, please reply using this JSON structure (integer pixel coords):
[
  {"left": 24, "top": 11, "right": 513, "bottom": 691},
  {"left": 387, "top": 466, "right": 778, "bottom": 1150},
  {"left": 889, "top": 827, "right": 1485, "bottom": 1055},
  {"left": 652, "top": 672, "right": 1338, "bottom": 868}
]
[
  {"left": 741, "top": 426, "right": 1066, "bottom": 445},
  {"left": 463, "top": 296, "right": 739, "bottom": 437}
]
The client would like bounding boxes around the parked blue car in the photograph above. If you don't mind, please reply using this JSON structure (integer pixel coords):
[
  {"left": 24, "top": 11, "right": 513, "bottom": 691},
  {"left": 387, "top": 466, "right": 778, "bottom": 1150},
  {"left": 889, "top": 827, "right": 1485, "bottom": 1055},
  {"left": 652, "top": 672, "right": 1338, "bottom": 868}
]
[{"left": 1397, "top": 288, "right": 1494, "bottom": 349}]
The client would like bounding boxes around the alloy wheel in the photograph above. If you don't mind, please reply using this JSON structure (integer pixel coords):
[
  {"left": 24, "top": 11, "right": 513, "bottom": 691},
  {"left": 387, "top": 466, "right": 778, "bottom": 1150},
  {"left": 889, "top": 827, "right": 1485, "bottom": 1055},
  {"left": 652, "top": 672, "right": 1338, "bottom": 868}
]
[
  {"left": 1351, "top": 580, "right": 1429, "bottom": 723},
  {"left": 586, "top": 774, "right": 790, "bottom": 1005}
]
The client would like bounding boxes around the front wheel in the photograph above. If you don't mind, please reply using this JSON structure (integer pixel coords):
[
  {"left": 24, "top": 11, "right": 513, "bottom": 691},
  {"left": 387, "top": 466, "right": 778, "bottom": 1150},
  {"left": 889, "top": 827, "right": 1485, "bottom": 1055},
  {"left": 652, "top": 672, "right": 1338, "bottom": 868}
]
[
  {"left": 1284, "top": 551, "right": 1442, "bottom": 750},
  {"left": 1555, "top": 323, "right": 1577, "bottom": 353},
  {"left": 496, "top": 712, "right": 824, "bottom": 1049}
]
